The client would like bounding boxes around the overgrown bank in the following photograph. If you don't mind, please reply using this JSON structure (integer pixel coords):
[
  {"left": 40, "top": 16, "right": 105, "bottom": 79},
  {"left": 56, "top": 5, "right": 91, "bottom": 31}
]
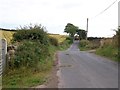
[
  {"left": 79, "top": 36, "right": 118, "bottom": 61},
  {"left": 95, "top": 28, "right": 119, "bottom": 62},
  {"left": 3, "top": 25, "right": 71, "bottom": 88}
]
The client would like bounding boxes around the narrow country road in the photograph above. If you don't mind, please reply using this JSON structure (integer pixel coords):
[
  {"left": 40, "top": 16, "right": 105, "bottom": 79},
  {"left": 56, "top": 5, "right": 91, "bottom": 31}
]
[{"left": 57, "top": 41, "right": 118, "bottom": 88}]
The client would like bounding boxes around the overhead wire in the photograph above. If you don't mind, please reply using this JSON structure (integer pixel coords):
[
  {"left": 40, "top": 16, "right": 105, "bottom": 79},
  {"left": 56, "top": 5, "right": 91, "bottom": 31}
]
[{"left": 90, "top": 0, "right": 118, "bottom": 20}]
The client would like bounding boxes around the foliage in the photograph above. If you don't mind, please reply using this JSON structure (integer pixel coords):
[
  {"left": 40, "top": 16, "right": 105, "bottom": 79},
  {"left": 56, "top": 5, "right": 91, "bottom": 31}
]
[
  {"left": 87, "top": 37, "right": 103, "bottom": 41},
  {"left": 116, "top": 26, "right": 120, "bottom": 36},
  {"left": 77, "top": 29, "right": 87, "bottom": 40},
  {"left": 3, "top": 38, "right": 71, "bottom": 88},
  {"left": 8, "top": 24, "right": 50, "bottom": 69},
  {"left": 80, "top": 40, "right": 89, "bottom": 47},
  {"left": 59, "top": 40, "right": 71, "bottom": 50},
  {"left": 48, "top": 36, "right": 59, "bottom": 46},
  {"left": 64, "top": 23, "right": 78, "bottom": 38},
  {"left": 3, "top": 24, "right": 72, "bottom": 88},
  {"left": 3, "top": 66, "right": 49, "bottom": 88},
  {"left": 13, "top": 24, "right": 49, "bottom": 45},
  {"left": 96, "top": 45, "right": 118, "bottom": 61},
  {"left": 79, "top": 40, "right": 90, "bottom": 51},
  {"left": 66, "top": 36, "right": 73, "bottom": 44},
  {"left": 95, "top": 26, "right": 119, "bottom": 61},
  {"left": 64, "top": 23, "right": 87, "bottom": 41},
  {"left": 13, "top": 41, "right": 49, "bottom": 69},
  {"left": 79, "top": 40, "right": 99, "bottom": 51},
  {"left": 113, "top": 26, "right": 120, "bottom": 60},
  {"left": 116, "top": 26, "right": 120, "bottom": 59}
]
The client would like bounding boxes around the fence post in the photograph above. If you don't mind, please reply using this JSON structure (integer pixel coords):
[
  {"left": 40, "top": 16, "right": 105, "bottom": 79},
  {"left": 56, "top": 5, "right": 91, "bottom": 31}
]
[{"left": 1, "top": 38, "right": 7, "bottom": 73}]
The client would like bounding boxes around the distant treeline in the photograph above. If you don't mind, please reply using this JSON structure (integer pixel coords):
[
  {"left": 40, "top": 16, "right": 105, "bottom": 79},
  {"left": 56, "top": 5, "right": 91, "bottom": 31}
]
[
  {"left": 0, "top": 28, "right": 16, "bottom": 31},
  {"left": 87, "top": 37, "right": 104, "bottom": 41}
]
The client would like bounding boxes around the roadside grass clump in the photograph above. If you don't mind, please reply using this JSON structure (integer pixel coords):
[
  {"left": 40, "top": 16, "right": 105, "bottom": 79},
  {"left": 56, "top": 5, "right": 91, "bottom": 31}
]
[
  {"left": 79, "top": 40, "right": 91, "bottom": 51},
  {"left": 96, "top": 45, "right": 118, "bottom": 61},
  {"left": 59, "top": 40, "right": 71, "bottom": 50},
  {"left": 48, "top": 36, "right": 59, "bottom": 46},
  {"left": 66, "top": 36, "right": 73, "bottom": 44},
  {"left": 3, "top": 67, "right": 49, "bottom": 88}
]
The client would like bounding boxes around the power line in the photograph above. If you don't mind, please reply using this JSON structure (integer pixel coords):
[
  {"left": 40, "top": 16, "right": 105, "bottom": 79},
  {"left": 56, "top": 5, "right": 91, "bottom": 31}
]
[
  {"left": 86, "top": 0, "right": 118, "bottom": 37},
  {"left": 90, "top": 0, "right": 118, "bottom": 19}
]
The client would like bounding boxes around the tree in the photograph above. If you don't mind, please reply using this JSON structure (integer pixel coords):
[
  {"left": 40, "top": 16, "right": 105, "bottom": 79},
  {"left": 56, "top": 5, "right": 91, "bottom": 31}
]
[
  {"left": 64, "top": 23, "right": 78, "bottom": 38},
  {"left": 76, "top": 29, "right": 87, "bottom": 40},
  {"left": 64, "top": 23, "right": 87, "bottom": 40}
]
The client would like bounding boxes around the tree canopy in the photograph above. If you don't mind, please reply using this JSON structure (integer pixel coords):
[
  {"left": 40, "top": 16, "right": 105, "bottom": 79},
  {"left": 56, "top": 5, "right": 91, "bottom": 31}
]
[
  {"left": 64, "top": 23, "right": 87, "bottom": 40},
  {"left": 64, "top": 23, "right": 78, "bottom": 38},
  {"left": 77, "top": 29, "right": 87, "bottom": 40}
]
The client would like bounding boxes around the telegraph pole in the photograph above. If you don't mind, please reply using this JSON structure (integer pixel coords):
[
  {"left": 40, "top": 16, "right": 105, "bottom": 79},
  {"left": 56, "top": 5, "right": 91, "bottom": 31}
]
[{"left": 86, "top": 18, "right": 89, "bottom": 40}]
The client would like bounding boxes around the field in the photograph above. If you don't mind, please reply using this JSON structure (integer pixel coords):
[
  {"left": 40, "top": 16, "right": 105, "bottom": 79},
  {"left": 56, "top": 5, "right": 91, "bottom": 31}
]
[
  {"left": 0, "top": 30, "right": 15, "bottom": 44},
  {"left": 49, "top": 34, "right": 67, "bottom": 44},
  {"left": 0, "top": 30, "right": 67, "bottom": 44}
]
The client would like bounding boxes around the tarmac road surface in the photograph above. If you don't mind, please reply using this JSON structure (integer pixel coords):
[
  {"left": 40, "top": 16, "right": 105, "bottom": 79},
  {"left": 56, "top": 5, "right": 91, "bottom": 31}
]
[{"left": 57, "top": 40, "right": 118, "bottom": 88}]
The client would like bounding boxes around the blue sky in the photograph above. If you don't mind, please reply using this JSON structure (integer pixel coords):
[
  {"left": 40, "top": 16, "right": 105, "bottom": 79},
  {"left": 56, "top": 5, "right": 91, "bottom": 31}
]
[{"left": 0, "top": 0, "right": 119, "bottom": 37}]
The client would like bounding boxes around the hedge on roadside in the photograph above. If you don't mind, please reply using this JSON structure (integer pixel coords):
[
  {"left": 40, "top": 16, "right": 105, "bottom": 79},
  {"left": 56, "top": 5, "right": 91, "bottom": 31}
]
[{"left": 13, "top": 25, "right": 49, "bottom": 45}]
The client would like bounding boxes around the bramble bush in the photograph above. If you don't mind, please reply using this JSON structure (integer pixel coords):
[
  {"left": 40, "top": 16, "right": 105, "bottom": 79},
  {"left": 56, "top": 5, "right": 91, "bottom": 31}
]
[
  {"left": 13, "top": 24, "right": 49, "bottom": 45},
  {"left": 9, "top": 24, "right": 50, "bottom": 70},
  {"left": 14, "top": 41, "right": 49, "bottom": 68}
]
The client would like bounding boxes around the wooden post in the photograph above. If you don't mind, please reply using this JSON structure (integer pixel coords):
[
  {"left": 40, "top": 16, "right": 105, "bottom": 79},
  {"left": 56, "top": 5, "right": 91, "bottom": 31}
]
[{"left": 86, "top": 18, "right": 89, "bottom": 40}]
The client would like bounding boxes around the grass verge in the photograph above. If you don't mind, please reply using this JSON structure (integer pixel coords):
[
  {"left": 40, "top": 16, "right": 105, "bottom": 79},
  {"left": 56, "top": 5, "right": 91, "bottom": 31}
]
[
  {"left": 2, "top": 40, "right": 71, "bottom": 88},
  {"left": 95, "top": 45, "right": 118, "bottom": 61},
  {"left": 3, "top": 45, "right": 55, "bottom": 88},
  {"left": 3, "top": 68, "right": 48, "bottom": 88}
]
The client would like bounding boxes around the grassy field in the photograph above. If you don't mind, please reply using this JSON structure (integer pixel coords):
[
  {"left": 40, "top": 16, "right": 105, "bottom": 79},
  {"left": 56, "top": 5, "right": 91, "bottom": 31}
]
[
  {"left": 49, "top": 34, "right": 67, "bottom": 44},
  {"left": 0, "top": 30, "right": 15, "bottom": 44}
]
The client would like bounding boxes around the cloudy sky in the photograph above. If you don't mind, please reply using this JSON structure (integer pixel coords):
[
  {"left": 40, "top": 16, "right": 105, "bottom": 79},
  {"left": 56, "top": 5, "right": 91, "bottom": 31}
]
[{"left": 0, "top": 0, "right": 119, "bottom": 37}]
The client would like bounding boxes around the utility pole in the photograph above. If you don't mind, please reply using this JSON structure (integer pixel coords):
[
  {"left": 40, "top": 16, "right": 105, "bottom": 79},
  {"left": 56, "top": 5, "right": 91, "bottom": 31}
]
[{"left": 86, "top": 18, "right": 88, "bottom": 40}]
